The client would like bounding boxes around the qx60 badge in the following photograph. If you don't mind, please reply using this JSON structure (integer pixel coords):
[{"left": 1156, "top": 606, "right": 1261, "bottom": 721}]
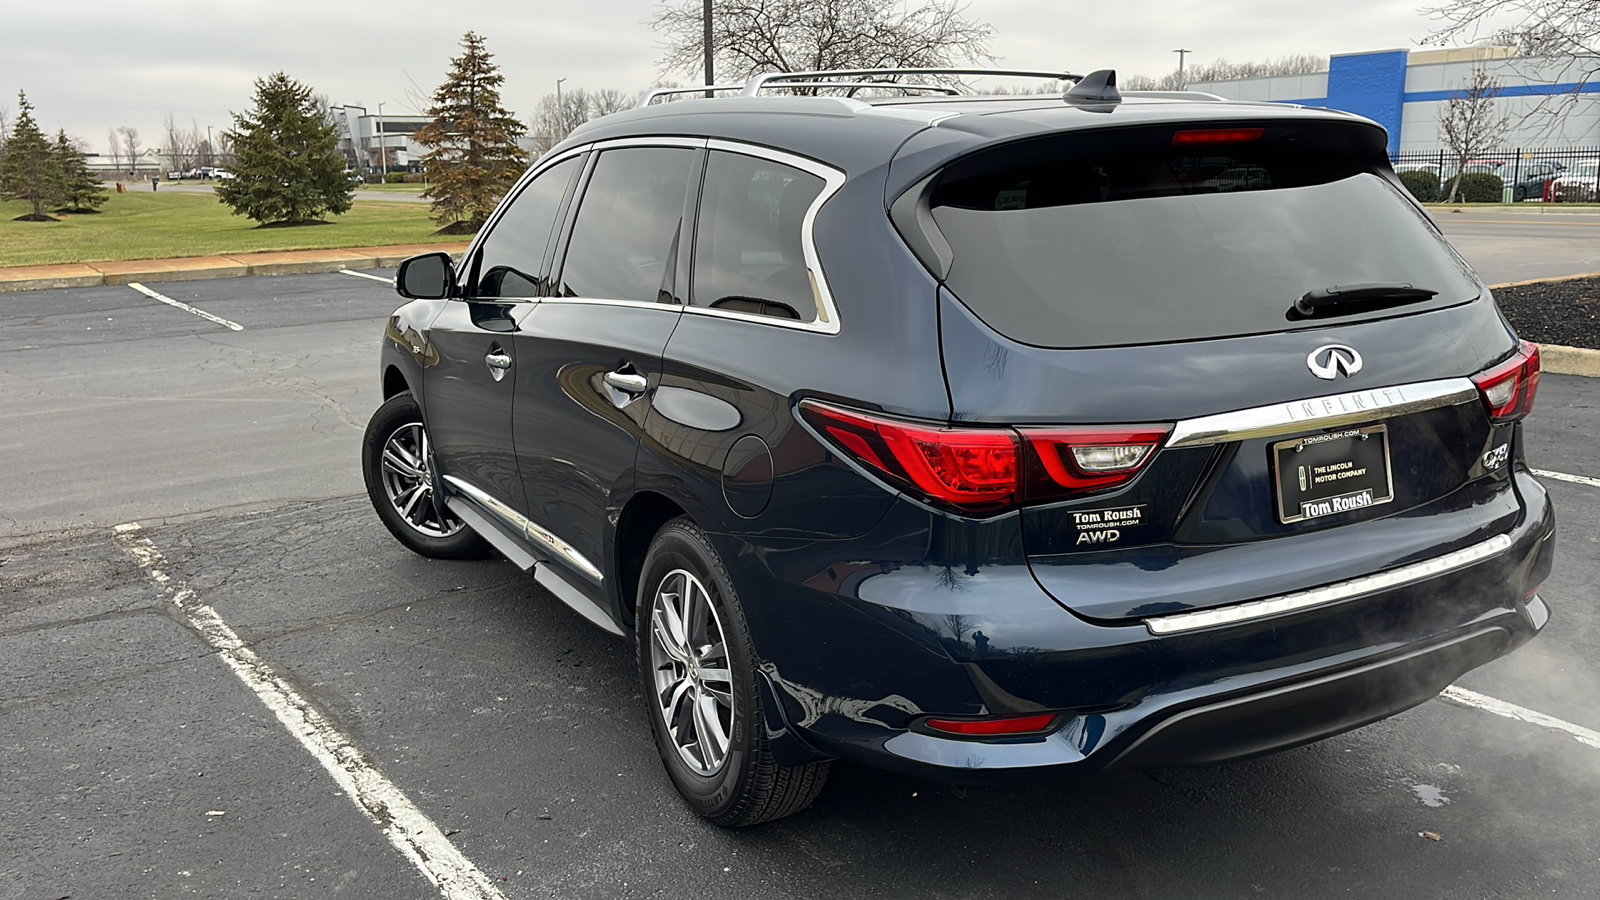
[{"left": 1307, "top": 344, "right": 1363, "bottom": 380}]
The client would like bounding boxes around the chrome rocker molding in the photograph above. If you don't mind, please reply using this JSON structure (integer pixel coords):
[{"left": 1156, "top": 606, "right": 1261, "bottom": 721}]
[
  {"left": 1143, "top": 533, "right": 1515, "bottom": 635},
  {"left": 441, "top": 476, "right": 621, "bottom": 636},
  {"left": 1167, "top": 378, "right": 1479, "bottom": 449}
]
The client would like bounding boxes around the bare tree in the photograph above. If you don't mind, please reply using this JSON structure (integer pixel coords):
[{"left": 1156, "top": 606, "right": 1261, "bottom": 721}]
[
  {"left": 162, "top": 113, "right": 201, "bottom": 173},
  {"left": 530, "top": 86, "right": 635, "bottom": 153},
  {"left": 117, "top": 126, "right": 142, "bottom": 176},
  {"left": 651, "top": 0, "right": 994, "bottom": 87},
  {"left": 1128, "top": 54, "right": 1328, "bottom": 91},
  {"left": 1429, "top": 0, "right": 1598, "bottom": 138},
  {"left": 1439, "top": 67, "right": 1510, "bottom": 202},
  {"left": 0, "top": 102, "right": 10, "bottom": 160},
  {"left": 106, "top": 127, "right": 122, "bottom": 175}
]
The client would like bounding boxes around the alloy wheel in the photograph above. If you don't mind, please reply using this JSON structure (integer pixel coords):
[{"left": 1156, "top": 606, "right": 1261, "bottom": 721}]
[
  {"left": 648, "top": 568, "right": 735, "bottom": 776},
  {"left": 378, "top": 422, "right": 464, "bottom": 538}
]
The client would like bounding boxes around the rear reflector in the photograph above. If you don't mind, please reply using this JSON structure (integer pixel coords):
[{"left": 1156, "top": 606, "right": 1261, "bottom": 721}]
[
  {"left": 1471, "top": 340, "right": 1541, "bottom": 422},
  {"left": 923, "top": 713, "right": 1060, "bottom": 737},
  {"left": 798, "top": 401, "right": 1170, "bottom": 515},
  {"left": 1172, "top": 127, "right": 1265, "bottom": 145}
]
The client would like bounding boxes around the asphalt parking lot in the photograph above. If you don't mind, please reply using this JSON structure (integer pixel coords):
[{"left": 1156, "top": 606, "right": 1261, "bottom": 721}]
[{"left": 3, "top": 267, "right": 1598, "bottom": 899}]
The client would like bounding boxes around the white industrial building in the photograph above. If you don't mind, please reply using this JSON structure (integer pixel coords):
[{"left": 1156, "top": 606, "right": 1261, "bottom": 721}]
[{"left": 1188, "top": 46, "right": 1600, "bottom": 154}]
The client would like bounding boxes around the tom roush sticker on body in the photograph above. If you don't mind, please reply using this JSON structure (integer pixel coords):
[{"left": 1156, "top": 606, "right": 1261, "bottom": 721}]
[{"left": 1272, "top": 425, "right": 1395, "bottom": 524}]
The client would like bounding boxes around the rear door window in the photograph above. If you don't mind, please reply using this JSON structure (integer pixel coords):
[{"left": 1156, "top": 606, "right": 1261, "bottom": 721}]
[
  {"left": 559, "top": 147, "right": 695, "bottom": 303},
  {"left": 929, "top": 128, "right": 1482, "bottom": 348}
]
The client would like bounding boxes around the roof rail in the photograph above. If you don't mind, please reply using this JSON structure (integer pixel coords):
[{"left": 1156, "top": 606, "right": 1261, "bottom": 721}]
[
  {"left": 636, "top": 85, "right": 744, "bottom": 108},
  {"left": 1121, "top": 90, "right": 1227, "bottom": 102},
  {"left": 740, "top": 68, "right": 1082, "bottom": 97}
]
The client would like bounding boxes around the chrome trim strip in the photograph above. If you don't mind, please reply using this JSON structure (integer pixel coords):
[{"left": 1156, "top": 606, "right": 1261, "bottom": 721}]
[
  {"left": 443, "top": 475, "right": 605, "bottom": 583},
  {"left": 1166, "top": 378, "right": 1479, "bottom": 448},
  {"left": 534, "top": 565, "right": 624, "bottom": 636},
  {"left": 1144, "top": 534, "right": 1514, "bottom": 635}
]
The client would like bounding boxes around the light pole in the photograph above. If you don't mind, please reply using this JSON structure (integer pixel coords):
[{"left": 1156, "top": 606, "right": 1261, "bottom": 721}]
[
  {"left": 377, "top": 101, "right": 387, "bottom": 179},
  {"left": 206, "top": 124, "right": 214, "bottom": 170},
  {"left": 703, "top": 0, "right": 714, "bottom": 98},
  {"left": 1173, "top": 48, "right": 1192, "bottom": 90},
  {"left": 555, "top": 78, "right": 567, "bottom": 142}
]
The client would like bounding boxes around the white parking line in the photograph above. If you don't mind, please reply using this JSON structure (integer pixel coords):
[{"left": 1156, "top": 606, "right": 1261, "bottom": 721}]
[
  {"left": 112, "top": 523, "right": 507, "bottom": 900},
  {"left": 127, "top": 283, "right": 245, "bottom": 331},
  {"left": 340, "top": 268, "right": 397, "bottom": 285},
  {"left": 1441, "top": 686, "right": 1600, "bottom": 751},
  {"left": 1533, "top": 468, "right": 1600, "bottom": 489}
]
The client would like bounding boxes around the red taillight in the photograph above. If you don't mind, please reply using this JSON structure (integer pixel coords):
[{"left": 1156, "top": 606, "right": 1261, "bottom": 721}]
[
  {"left": 797, "top": 401, "right": 1168, "bottom": 515},
  {"left": 1020, "top": 427, "right": 1171, "bottom": 502},
  {"left": 798, "top": 401, "right": 1020, "bottom": 513},
  {"left": 923, "top": 712, "right": 1060, "bottom": 737},
  {"left": 1172, "top": 127, "right": 1265, "bottom": 146},
  {"left": 1472, "top": 340, "right": 1541, "bottom": 422}
]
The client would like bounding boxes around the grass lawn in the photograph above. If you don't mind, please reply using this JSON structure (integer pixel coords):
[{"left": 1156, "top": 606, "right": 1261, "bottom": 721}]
[{"left": 0, "top": 191, "right": 466, "bottom": 267}]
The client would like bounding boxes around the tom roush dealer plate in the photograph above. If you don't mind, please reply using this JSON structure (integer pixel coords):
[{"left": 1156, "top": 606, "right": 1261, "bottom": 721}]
[{"left": 1272, "top": 424, "right": 1395, "bottom": 524}]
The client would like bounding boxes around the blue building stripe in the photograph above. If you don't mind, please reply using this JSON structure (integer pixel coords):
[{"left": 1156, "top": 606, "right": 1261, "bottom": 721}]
[{"left": 1403, "top": 81, "right": 1600, "bottom": 103}]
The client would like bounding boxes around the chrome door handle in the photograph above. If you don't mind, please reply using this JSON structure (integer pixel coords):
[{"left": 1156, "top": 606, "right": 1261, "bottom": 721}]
[
  {"left": 484, "top": 351, "right": 512, "bottom": 370},
  {"left": 604, "top": 371, "right": 648, "bottom": 394}
]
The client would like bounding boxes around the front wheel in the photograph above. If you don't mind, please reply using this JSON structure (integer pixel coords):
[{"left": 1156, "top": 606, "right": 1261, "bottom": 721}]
[
  {"left": 361, "top": 392, "right": 489, "bottom": 559},
  {"left": 637, "top": 518, "right": 829, "bottom": 826}
]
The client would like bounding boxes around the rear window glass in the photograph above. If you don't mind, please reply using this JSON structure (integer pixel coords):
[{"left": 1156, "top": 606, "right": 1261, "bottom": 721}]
[{"left": 930, "top": 141, "right": 1480, "bottom": 348}]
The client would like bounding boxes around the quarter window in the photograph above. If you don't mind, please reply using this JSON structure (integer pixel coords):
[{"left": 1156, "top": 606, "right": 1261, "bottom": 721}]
[
  {"left": 469, "top": 156, "right": 580, "bottom": 299},
  {"left": 559, "top": 147, "right": 695, "bottom": 303},
  {"left": 691, "top": 151, "right": 825, "bottom": 321}
]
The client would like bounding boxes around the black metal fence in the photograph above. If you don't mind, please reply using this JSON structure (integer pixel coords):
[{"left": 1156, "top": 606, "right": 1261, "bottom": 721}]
[{"left": 1390, "top": 148, "right": 1600, "bottom": 202}]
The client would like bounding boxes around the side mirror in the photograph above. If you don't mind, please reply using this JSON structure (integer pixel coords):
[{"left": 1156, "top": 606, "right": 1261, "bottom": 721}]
[{"left": 396, "top": 252, "right": 457, "bottom": 300}]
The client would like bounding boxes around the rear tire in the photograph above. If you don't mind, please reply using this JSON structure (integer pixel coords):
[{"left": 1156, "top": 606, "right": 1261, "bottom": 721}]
[
  {"left": 637, "top": 517, "right": 829, "bottom": 826},
  {"left": 362, "top": 392, "right": 490, "bottom": 559}
]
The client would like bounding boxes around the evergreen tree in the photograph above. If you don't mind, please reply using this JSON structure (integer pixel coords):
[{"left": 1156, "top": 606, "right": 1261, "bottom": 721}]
[
  {"left": 53, "top": 130, "right": 107, "bottom": 212},
  {"left": 217, "top": 73, "right": 354, "bottom": 225},
  {"left": 0, "top": 92, "right": 64, "bottom": 221},
  {"left": 416, "top": 32, "right": 529, "bottom": 233}
]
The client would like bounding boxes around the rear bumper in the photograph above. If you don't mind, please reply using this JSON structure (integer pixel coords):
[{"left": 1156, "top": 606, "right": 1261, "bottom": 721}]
[{"left": 723, "top": 468, "right": 1554, "bottom": 783}]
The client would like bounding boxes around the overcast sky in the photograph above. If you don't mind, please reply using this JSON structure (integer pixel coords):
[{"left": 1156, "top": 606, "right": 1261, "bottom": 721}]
[{"left": 3, "top": 0, "right": 1502, "bottom": 151}]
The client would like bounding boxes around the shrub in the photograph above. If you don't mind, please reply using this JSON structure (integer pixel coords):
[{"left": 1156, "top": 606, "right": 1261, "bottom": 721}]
[
  {"left": 1443, "top": 173, "right": 1505, "bottom": 203},
  {"left": 404, "top": 173, "right": 426, "bottom": 184},
  {"left": 385, "top": 172, "right": 406, "bottom": 184},
  {"left": 1397, "top": 170, "right": 1439, "bottom": 203}
]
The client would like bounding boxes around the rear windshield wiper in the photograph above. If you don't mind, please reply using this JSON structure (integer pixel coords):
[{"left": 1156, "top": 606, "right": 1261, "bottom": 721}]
[{"left": 1290, "top": 283, "right": 1439, "bottom": 319}]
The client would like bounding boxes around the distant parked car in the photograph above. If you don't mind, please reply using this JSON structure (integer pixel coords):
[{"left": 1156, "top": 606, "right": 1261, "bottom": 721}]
[
  {"left": 1510, "top": 160, "right": 1564, "bottom": 202},
  {"left": 1554, "top": 160, "right": 1598, "bottom": 202}
]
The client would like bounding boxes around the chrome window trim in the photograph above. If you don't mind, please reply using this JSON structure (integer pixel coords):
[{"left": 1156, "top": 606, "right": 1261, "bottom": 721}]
[
  {"left": 688, "top": 139, "right": 848, "bottom": 336},
  {"left": 443, "top": 475, "right": 605, "bottom": 583},
  {"left": 1166, "top": 378, "right": 1479, "bottom": 449},
  {"left": 1143, "top": 534, "right": 1513, "bottom": 635}
]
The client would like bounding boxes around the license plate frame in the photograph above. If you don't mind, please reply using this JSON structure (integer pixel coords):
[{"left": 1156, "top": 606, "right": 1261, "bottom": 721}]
[{"left": 1272, "top": 425, "right": 1395, "bottom": 524}]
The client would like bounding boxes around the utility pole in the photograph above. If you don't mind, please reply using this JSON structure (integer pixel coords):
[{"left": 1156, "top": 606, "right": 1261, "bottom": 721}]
[
  {"left": 555, "top": 78, "right": 567, "bottom": 142},
  {"left": 703, "top": 0, "right": 714, "bottom": 98},
  {"left": 377, "top": 102, "right": 386, "bottom": 179},
  {"left": 1173, "top": 48, "right": 1192, "bottom": 90},
  {"left": 206, "top": 124, "right": 214, "bottom": 169}
]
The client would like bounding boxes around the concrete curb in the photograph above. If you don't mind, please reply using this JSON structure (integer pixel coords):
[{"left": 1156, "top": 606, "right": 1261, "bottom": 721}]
[
  {"left": 0, "top": 243, "right": 470, "bottom": 294},
  {"left": 1539, "top": 343, "right": 1600, "bottom": 378}
]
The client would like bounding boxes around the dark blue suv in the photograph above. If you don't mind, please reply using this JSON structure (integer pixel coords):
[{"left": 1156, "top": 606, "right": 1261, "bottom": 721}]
[{"left": 362, "top": 69, "right": 1555, "bottom": 826}]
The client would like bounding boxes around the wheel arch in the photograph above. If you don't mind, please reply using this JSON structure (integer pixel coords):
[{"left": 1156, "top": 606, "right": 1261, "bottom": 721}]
[
  {"left": 383, "top": 364, "right": 411, "bottom": 400},
  {"left": 614, "top": 491, "right": 690, "bottom": 629}
]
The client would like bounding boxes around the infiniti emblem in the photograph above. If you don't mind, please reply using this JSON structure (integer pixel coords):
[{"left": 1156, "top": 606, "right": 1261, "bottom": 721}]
[{"left": 1307, "top": 344, "right": 1363, "bottom": 380}]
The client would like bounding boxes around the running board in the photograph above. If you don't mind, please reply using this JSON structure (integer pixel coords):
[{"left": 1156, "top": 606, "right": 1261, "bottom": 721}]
[{"left": 443, "top": 496, "right": 623, "bottom": 637}]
